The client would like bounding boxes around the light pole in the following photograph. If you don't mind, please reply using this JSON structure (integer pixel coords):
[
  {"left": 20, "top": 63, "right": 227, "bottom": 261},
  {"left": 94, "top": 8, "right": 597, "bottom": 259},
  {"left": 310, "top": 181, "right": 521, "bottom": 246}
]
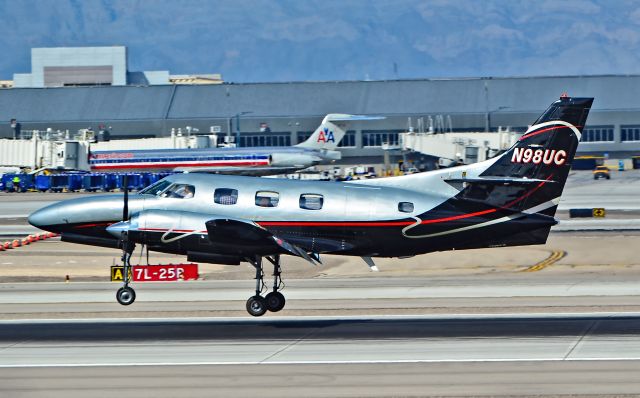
[
  {"left": 486, "top": 106, "right": 510, "bottom": 132},
  {"left": 234, "top": 111, "right": 252, "bottom": 147}
]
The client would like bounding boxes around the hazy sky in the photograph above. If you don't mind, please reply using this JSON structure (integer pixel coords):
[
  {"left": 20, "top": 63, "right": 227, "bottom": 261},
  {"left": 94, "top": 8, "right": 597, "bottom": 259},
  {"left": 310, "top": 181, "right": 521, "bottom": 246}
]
[{"left": 1, "top": 0, "right": 639, "bottom": 82}]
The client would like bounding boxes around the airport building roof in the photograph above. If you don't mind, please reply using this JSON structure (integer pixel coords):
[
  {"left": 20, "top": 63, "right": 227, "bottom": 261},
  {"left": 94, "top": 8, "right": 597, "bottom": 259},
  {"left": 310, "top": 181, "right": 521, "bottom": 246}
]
[
  {"left": 1, "top": 74, "right": 639, "bottom": 123},
  {"left": 2, "top": 74, "right": 640, "bottom": 156}
]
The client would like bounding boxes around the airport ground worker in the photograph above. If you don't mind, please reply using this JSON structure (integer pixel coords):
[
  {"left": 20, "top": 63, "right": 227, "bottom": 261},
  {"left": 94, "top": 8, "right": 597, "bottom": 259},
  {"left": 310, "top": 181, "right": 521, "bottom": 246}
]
[{"left": 11, "top": 175, "right": 21, "bottom": 192}]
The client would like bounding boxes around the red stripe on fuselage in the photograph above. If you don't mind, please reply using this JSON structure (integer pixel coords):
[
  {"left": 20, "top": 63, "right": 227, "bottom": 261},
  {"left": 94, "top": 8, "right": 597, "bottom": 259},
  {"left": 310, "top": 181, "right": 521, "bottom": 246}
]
[
  {"left": 257, "top": 177, "right": 551, "bottom": 228},
  {"left": 91, "top": 161, "right": 270, "bottom": 170}
]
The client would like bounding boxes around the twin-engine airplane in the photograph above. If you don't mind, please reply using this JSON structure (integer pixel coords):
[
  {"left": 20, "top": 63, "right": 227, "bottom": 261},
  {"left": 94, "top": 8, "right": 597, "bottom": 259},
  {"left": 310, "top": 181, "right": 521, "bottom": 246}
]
[
  {"left": 90, "top": 114, "right": 382, "bottom": 176},
  {"left": 29, "top": 95, "right": 593, "bottom": 316}
]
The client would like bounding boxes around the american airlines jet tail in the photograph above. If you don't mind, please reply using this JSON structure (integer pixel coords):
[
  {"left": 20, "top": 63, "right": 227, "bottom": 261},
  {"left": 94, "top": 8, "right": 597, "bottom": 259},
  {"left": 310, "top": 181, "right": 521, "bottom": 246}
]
[{"left": 295, "top": 114, "right": 383, "bottom": 150}]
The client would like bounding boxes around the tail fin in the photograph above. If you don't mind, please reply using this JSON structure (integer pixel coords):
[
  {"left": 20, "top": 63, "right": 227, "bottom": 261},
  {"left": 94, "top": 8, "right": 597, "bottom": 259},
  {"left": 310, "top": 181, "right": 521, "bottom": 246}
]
[
  {"left": 476, "top": 95, "right": 593, "bottom": 216},
  {"left": 296, "top": 114, "right": 384, "bottom": 150}
]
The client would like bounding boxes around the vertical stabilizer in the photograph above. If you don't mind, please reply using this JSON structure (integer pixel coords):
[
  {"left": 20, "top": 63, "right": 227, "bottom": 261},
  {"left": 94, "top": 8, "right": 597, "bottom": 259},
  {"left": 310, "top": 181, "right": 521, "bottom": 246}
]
[
  {"left": 296, "top": 114, "right": 384, "bottom": 150},
  {"left": 477, "top": 95, "right": 594, "bottom": 216}
]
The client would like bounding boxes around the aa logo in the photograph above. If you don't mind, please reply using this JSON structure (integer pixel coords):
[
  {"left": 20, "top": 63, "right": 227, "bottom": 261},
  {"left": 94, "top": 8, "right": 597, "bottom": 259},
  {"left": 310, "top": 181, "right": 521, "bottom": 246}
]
[{"left": 317, "top": 128, "right": 335, "bottom": 143}]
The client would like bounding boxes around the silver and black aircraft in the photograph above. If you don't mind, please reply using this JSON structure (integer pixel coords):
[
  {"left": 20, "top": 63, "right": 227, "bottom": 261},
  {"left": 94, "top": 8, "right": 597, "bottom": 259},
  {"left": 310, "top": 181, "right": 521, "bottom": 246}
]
[{"left": 29, "top": 95, "right": 593, "bottom": 316}]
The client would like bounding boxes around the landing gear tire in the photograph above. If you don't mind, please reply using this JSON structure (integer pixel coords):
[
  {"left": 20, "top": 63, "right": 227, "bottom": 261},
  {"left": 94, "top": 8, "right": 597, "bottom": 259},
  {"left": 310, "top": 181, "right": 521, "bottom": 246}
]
[
  {"left": 265, "top": 291, "right": 286, "bottom": 312},
  {"left": 116, "top": 286, "right": 136, "bottom": 306},
  {"left": 246, "top": 295, "right": 267, "bottom": 317}
]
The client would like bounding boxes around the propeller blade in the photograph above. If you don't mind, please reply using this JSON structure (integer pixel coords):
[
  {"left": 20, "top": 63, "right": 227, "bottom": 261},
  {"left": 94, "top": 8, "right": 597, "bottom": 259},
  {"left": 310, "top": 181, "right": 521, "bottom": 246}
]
[{"left": 123, "top": 174, "right": 129, "bottom": 221}]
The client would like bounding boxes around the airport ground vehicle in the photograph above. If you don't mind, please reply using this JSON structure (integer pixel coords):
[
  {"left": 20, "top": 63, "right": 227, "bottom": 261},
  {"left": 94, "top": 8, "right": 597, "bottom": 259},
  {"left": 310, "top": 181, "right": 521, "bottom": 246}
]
[
  {"left": 29, "top": 95, "right": 593, "bottom": 316},
  {"left": 593, "top": 165, "right": 611, "bottom": 179}
]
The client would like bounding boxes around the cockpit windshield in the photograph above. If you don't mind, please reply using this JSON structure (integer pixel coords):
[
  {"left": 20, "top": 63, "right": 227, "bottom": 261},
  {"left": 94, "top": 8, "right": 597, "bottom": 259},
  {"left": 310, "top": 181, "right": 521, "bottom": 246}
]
[
  {"left": 161, "top": 183, "right": 195, "bottom": 199},
  {"left": 138, "top": 180, "right": 195, "bottom": 199},
  {"left": 139, "top": 180, "right": 171, "bottom": 196}
]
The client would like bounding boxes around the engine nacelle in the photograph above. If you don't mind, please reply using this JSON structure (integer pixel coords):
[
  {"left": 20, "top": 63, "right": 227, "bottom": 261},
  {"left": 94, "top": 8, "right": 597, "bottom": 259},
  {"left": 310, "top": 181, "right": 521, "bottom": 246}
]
[{"left": 107, "top": 209, "right": 212, "bottom": 243}]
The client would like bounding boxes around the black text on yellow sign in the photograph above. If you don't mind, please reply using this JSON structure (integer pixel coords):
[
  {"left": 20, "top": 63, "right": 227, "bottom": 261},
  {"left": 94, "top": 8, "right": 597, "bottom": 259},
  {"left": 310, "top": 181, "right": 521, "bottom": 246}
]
[
  {"left": 110, "top": 266, "right": 131, "bottom": 282},
  {"left": 592, "top": 208, "right": 606, "bottom": 218}
]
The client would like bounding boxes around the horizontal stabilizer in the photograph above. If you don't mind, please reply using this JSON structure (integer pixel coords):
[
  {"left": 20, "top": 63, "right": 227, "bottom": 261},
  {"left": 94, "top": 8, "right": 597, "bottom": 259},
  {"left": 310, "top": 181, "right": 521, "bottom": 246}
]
[
  {"left": 324, "top": 114, "right": 386, "bottom": 122},
  {"left": 445, "top": 177, "right": 557, "bottom": 185},
  {"left": 175, "top": 166, "right": 301, "bottom": 176}
]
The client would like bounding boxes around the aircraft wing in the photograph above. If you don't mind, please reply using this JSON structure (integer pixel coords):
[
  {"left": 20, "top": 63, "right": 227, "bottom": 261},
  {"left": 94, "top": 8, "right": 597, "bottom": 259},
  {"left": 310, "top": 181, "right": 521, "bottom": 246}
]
[
  {"left": 108, "top": 209, "right": 323, "bottom": 265},
  {"left": 205, "top": 218, "right": 321, "bottom": 265}
]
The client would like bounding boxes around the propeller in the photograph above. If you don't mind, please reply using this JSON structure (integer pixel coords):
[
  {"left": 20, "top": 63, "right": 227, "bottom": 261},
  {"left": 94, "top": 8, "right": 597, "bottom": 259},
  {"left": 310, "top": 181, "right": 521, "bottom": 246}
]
[
  {"left": 123, "top": 174, "right": 129, "bottom": 222},
  {"left": 119, "top": 175, "right": 135, "bottom": 281}
]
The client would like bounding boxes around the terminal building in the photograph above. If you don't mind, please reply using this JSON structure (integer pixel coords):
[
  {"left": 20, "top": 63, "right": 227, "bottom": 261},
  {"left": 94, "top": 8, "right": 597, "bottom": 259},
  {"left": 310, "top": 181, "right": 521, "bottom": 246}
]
[{"left": 1, "top": 46, "right": 640, "bottom": 163}]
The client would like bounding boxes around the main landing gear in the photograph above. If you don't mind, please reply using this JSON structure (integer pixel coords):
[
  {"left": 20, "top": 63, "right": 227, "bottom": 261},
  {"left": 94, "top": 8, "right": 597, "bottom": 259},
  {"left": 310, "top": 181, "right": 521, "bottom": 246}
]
[
  {"left": 116, "top": 231, "right": 136, "bottom": 306},
  {"left": 246, "top": 255, "right": 286, "bottom": 317}
]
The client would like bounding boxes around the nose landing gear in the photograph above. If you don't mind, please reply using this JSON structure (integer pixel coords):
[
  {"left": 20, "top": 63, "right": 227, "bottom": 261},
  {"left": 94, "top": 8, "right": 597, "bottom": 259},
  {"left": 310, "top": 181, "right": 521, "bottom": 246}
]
[
  {"left": 116, "top": 231, "right": 136, "bottom": 306},
  {"left": 116, "top": 286, "right": 136, "bottom": 306},
  {"left": 246, "top": 255, "right": 286, "bottom": 317}
]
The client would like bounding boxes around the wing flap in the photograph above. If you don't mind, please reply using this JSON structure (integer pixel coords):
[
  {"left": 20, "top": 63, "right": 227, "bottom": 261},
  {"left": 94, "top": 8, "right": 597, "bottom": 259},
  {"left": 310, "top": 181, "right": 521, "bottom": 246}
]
[{"left": 205, "top": 218, "right": 320, "bottom": 265}]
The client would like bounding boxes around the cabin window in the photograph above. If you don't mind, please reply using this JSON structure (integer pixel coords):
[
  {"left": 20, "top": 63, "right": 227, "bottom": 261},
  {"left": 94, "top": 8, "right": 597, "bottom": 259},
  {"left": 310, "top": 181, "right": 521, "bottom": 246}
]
[
  {"left": 214, "top": 188, "right": 238, "bottom": 205},
  {"left": 299, "top": 194, "right": 323, "bottom": 210},
  {"left": 139, "top": 180, "right": 171, "bottom": 196},
  {"left": 398, "top": 202, "right": 414, "bottom": 213},
  {"left": 160, "top": 183, "right": 195, "bottom": 199},
  {"left": 255, "top": 191, "right": 279, "bottom": 207}
]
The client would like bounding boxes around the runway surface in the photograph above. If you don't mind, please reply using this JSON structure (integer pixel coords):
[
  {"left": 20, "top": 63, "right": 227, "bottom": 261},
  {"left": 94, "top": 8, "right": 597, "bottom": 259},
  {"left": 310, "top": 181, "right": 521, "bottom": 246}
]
[
  {"left": 2, "top": 275, "right": 640, "bottom": 318},
  {"left": 1, "top": 170, "right": 639, "bottom": 396},
  {"left": 2, "top": 314, "right": 640, "bottom": 397}
]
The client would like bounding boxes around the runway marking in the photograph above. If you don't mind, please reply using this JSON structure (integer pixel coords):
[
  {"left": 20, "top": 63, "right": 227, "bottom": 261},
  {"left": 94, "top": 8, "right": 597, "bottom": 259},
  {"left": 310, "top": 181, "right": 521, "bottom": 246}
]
[
  {"left": 3, "top": 357, "right": 640, "bottom": 368},
  {"left": 522, "top": 250, "right": 566, "bottom": 272},
  {"left": 564, "top": 320, "right": 600, "bottom": 360},
  {"left": 2, "top": 312, "right": 640, "bottom": 325}
]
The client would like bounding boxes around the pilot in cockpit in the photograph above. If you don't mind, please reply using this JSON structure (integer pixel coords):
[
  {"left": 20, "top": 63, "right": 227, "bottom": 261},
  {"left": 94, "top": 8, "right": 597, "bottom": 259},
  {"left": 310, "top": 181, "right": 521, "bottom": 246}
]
[{"left": 162, "top": 183, "right": 195, "bottom": 199}]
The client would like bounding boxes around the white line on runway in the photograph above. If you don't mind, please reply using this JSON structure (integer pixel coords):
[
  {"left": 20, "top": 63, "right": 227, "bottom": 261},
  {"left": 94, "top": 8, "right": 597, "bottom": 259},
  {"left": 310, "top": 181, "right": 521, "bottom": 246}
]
[
  {"left": 1, "top": 312, "right": 639, "bottom": 324},
  {"left": 3, "top": 357, "right": 640, "bottom": 368}
]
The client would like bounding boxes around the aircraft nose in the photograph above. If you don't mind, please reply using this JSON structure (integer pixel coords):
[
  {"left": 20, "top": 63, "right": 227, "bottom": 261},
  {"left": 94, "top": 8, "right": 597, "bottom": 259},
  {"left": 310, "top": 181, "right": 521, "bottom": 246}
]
[
  {"left": 28, "top": 204, "right": 63, "bottom": 232},
  {"left": 27, "top": 194, "right": 140, "bottom": 234}
]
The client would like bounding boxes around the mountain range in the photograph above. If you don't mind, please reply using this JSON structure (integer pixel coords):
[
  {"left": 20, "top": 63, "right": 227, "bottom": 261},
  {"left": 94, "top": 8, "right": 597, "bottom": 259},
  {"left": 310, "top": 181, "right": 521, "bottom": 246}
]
[{"left": 1, "top": 0, "right": 639, "bottom": 82}]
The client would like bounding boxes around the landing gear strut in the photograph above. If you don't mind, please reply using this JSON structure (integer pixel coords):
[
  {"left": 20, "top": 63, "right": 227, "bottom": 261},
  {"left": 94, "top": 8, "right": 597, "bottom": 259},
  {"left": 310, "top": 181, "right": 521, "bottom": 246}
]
[
  {"left": 245, "top": 255, "right": 286, "bottom": 317},
  {"left": 116, "top": 231, "right": 136, "bottom": 306}
]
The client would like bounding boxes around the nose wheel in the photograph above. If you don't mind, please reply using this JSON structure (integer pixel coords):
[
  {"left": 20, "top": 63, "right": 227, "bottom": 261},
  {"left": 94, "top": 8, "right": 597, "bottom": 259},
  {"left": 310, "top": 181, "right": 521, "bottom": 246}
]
[
  {"left": 246, "top": 295, "right": 267, "bottom": 317},
  {"left": 246, "top": 255, "right": 286, "bottom": 316},
  {"left": 116, "top": 286, "right": 136, "bottom": 305}
]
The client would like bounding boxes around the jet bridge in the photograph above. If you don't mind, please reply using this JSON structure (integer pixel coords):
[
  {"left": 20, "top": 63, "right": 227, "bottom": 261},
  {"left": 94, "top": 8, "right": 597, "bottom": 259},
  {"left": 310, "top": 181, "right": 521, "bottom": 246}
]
[{"left": 399, "top": 128, "right": 521, "bottom": 167}]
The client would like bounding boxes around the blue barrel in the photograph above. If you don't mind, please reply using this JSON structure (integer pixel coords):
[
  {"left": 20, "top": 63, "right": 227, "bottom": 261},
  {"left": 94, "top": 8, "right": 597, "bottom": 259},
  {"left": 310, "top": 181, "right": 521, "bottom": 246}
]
[
  {"left": 83, "top": 174, "right": 107, "bottom": 192},
  {"left": 104, "top": 174, "right": 119, "bottom": 191},
  {"left": 1, "top": 174, "right": 12, "bottom": 191},
  {"left": 35, "top": 175, "right": 52, "bottom": 192},
  {"left": 140, "top": 172, "right": 157, "bottom": 188},
  {"left": 67, "top": 174, "right": 83, "bottom": 191},
  {"left": 118, "top": 173, "right": 143, "bottom": 191},
  {"left": 50, "top": 174, "right": 70, "bottom": 192}
]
